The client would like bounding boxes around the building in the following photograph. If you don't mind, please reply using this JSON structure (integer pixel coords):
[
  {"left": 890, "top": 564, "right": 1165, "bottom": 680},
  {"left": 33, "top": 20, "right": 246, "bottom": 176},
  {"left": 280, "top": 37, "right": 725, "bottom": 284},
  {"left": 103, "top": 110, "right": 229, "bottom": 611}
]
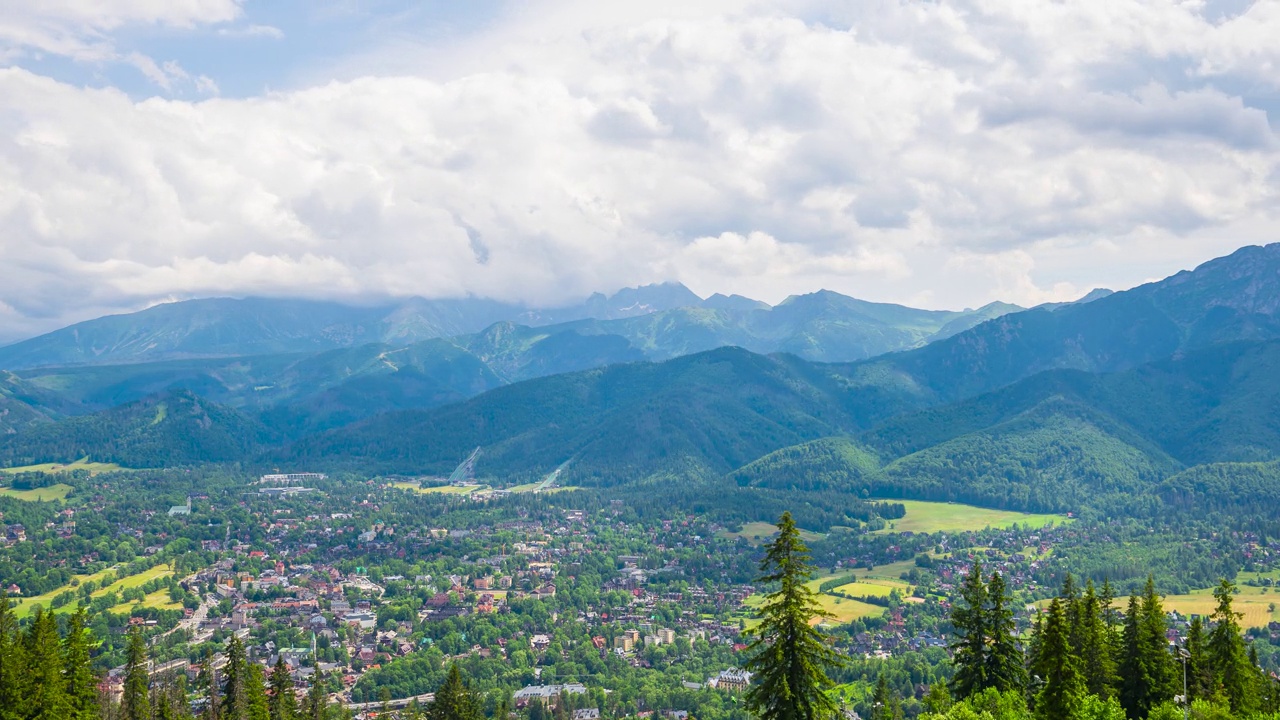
[
  {"left": 658, "top": 628, "right": 676, "bottom": 644},
  {"left": 712, "top": 669, "right": 752, "bottom": 692},
  {"left": 613, "top": 636, "right": 633, "bottom": 652}
]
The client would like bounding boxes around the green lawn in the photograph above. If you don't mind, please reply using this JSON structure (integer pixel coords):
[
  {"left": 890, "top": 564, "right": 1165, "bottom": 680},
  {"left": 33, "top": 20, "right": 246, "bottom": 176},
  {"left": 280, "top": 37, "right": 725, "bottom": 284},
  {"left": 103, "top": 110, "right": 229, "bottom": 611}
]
[
  {"left": 109, "top": 590, "right": 182, "bottom": 614},
  {"left": 872, "top": 499, "right": 1070, "bottom": 534},
  {"left": 0, "top": 483, "right": 74, "bottom": 502},
  {"left": 0, "top": 458, "right": 123, "bottom": 475},
  {"left": 742, "top": 571, "right": 908, "bottom": 627},
  {"left": 392, "top": 482, "right": 486, "bottom": 495},
  {"left": 718, "top": 521, "right": 826, "bottom": 545},
  {"left": 12, "top": 564, "right": 174, "bottom": 618}
]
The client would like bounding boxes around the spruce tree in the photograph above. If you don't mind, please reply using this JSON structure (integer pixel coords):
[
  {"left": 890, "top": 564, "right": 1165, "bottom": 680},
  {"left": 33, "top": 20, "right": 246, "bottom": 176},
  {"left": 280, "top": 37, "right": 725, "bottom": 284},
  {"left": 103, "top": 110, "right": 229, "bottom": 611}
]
[
  {"left": 1184, "top": 616, "right": 1212, "bottom": 700},
  {"left": 984, "top": 572, "right": 1026, "bottom": 695},
  {"left": 1207, "top": 579, "right": 1255, "bottom": 713},
  {"left": 1138, "top": 576, "right": 1175, "bottom": 707},
  {"left": 1077, "top": 581, "right": 1118, "bottom": 699},
  {"left": 122, "top": 626, "right": 152, "bottom": 720},
  {"left": 743, "top": 512, "right": 843, "bottom": 720},
  {"left": 245, "top": 663, "right": 271, "bottom": 720},
  {"left": 870, "top": 674, "right": 902, "bottom": 720},
  {"left": 0, "top": 590, "right": 22, "bottom": 720},
  {"left": 222, "top": 635, "right": 249, "bottom": 720},
  {"left": 949, "top": 559, "right": 989, "bottom": 699},
  {"left": 1118, "top": 594, "right": 1151, "bottom": 718},
  {"left": 304, "top": 671, "right": 326, "bottom": 720},
  {"left": 202, "top": 654, "right": 221, "bottom": 720},
  {"left": 427, "top": 666, "right": 483, "bottom": 720},
  {"left": 1034, "top": 599, "right": 1084, "bottom": 720},
  {"left": 63, "top": 607, "right": 100, "bottom": 720},
  {"left": 268, "top": 656, "right": 297, "bottom": 720},
  {"left": 26, "top": 607, "right": 71, "bottom": 720}
]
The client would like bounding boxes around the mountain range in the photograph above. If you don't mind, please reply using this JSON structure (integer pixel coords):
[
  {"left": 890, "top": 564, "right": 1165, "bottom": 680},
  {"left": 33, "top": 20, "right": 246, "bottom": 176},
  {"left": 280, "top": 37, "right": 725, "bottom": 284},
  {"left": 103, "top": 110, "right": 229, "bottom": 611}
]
[{"left": 2, "top": 242, "right": 1278, "bottom": 521}]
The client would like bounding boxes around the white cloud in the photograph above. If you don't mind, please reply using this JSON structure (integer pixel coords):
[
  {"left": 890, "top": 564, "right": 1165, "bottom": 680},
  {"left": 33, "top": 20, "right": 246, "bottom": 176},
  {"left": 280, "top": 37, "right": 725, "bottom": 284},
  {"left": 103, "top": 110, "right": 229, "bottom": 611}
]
[{"left": 0, "top": 0, "right": 1279, "bottom": 334}]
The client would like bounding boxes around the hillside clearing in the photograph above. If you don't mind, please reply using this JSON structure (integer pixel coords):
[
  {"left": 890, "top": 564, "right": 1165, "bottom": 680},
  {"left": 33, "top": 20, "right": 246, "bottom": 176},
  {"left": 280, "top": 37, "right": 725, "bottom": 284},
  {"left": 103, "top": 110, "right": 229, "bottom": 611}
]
[
  {"left": 0, "top": 483, "right": 73, "bottom": 502},
  {"left": 1, "top": 458, "right": 123, "bottom": 475},
  {"left": 718, "top": 521, "right": 826, "bottom": 545},
  {"left": 872, "top": 499, "right": 1070, "bottom": 534}
]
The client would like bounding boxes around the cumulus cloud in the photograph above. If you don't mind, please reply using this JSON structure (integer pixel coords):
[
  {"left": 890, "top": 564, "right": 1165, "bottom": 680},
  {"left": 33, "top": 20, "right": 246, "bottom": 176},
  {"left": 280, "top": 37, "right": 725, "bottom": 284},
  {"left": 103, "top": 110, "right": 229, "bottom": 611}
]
[{"left": 0, "top": 0, "right": 1279, "bottom": 337}]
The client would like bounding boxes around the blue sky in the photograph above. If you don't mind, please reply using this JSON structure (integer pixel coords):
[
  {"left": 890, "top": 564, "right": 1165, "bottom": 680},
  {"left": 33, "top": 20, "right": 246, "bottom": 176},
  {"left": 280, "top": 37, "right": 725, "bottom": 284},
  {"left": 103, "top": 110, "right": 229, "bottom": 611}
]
[{"left": 1, "top": 0, "right": 1279, "bottom": 338}]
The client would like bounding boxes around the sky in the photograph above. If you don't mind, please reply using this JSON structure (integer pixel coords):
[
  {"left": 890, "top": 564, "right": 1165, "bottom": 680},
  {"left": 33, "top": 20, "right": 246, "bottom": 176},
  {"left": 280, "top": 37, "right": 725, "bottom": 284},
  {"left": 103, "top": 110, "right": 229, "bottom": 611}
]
[{"left": 1, "top": 0, "right": 1279, "bottom": 339}]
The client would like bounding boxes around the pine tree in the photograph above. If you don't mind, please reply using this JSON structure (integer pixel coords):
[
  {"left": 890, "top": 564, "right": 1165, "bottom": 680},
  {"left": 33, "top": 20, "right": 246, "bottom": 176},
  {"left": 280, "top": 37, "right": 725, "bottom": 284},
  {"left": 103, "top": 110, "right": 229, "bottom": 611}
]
[
  {"left": 1138, "top": 576, "right": 1175, "bottom": 707},
  {"left": 870, "top": 674, "right": 902, "bottom": 720},
  {"left": 122, "top": 626, "right": 152, "bottom": 720},
  {"left": 245, "top": 663, "right": 271, "bottom": 720},
  {"left": 202, "top": 654, "right": 221, "bottom": 720},
  {"left": 1184, "top": 616, "right": 1212, "bottom": 700},
  {"left": 268, "top": 657, "right": 297, "bottom": 720},
  {"left": 949, "top": 559, "right": 989, "bottom": 699},
  {"left": 1120, "top": 578, "right": 1175, "bottom": 718},
  {"left": 26, "top": 607, "right": 72, "bottom": 720},
  {"left": 63, "top": 607, "right": 100, "bottom": 720},
  {"left": 0, "top": 590, "right": 23, "bottom": 720},
  {"left": 222, "top": 635, "right": 249, "bottom": 720},
  {"left": 921, "top": 681, "right": 952, "bottom": 714},
  {"left": 1077, "top": 581, "right": 1118, "bottom": 699},
  {"left": 304, "top": 671, "right": 326, "bottom": 720},
  {"left": 1207, "top": 579, "right": 1255, "bottom": 714},
  {"left": 984, "top": 572, "right": 1026, "bottom": 695},
  {"left": 428, "top": 665, "right": 483, "bottom": 720},
  {"left": 744, "top": 512, "right": 843, "bottom": 720},
  {"left": 1034, "top": 599, "right": 1084, "bottom": 720}
]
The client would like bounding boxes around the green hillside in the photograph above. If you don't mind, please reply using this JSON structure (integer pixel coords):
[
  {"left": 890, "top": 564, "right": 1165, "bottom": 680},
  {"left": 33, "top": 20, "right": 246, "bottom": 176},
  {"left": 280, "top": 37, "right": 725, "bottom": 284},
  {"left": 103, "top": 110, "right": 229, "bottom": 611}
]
[{"left": 0, "top": 389, "right": 271, "bottom": 468}]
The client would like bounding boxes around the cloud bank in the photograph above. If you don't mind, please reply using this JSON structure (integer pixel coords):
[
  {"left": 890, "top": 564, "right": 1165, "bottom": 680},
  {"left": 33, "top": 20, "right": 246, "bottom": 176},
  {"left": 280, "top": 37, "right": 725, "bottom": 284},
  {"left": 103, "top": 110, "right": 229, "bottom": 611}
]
[{"left": 0, "top": 0, "right": 1278, "bottom": 337}]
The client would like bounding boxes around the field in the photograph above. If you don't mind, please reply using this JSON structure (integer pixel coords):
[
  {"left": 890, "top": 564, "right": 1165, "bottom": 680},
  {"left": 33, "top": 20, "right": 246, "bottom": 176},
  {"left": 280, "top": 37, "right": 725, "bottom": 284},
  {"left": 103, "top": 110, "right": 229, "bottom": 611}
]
[
  {"left": 12, "top": 563, "right": 174, "bottom": 618},
  {"left": 741, "top": 568, "right": 914, "bottom": 627},
  {"left": 392, "top": 482, "right": 486, "bottom": 495},
  {"left": 110, "top": 590, "right": 183, "bottom": 614},
  {"left": 0, "top": 483, "right": 74, "bottom": 502},
  {"left": 1159, "top": 584, "right": 1280, "bottom": 629},
  {"left": 0, "top": 458, "right": 123, "bottom": 475},
  {"left": 718, "top": 521, "right": 826, "bottom": 545},
  {"left": 872, "top": 499, "right": 1071, "bottom": 534}
]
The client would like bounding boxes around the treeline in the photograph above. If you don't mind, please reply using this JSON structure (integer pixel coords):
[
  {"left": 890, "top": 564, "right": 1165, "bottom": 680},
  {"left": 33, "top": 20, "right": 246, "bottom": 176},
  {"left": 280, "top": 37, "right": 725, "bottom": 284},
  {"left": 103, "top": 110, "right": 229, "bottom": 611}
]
[
  {"left": 923, "top": 562, "right": 1280, "bottom": 720},
  {"left": 0, "top": 596, "right": 488, "bottom": 720}
]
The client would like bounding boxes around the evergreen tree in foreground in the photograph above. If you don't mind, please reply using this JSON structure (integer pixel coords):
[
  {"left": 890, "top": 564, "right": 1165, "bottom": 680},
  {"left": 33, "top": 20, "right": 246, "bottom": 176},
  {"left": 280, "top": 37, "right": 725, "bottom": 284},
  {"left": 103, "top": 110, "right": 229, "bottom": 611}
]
[
  {"left": 268, "top": 656, "right": 298, "bottom": 720},
  {"left": 222, "top": 634, "right": 249, "bottom": 720},
  {"left": 0, "top": 591, "right": 20, "bottom": 720},
  {"left": 1208, "top": 579, "right": 1256, "bottom": 714},
  {"left": 245, "top": 663, "right": 272, "bottom": 720},
  {"left": 25, "top": 607, "right": 71, "bottom": 720},
  {"left": 122, "top": 626, "right": 151, "bottom": 720},
  {"left": 949, "top": 559, "right": 989, "bottom": 699},
  {"left": 63, "top": 608, "right": 101, "bottom": 720},
  {"left": 1033, "top": 598, "right": 1084, "bottom": 720},
  {"left": 744, "top": 511, "right": 843, "bottom": 720},
  {"left": 984, "top": 571, "right": 1026, "bottom": 695},
  {"left": 427, "top": 664, "right": 484, "bottom": 720}
]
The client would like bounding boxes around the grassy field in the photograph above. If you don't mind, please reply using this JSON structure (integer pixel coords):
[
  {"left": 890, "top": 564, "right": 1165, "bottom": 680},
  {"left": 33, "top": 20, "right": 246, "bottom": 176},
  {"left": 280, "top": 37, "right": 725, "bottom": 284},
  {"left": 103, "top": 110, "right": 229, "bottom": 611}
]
[
  {"left": 1159, "top": 584, "right": 1280, "bottom": 629},
  {"left": 392, "top": 482, "right": 486, "bottom": 495},
  {"left": 718, "top": 521, "right": 826, "bottom": 545},
  {"left": 873, "top": 500, "right": 1071, "bottom": 534},
  {"left": 741, "top": 570, "right": 913, "bottom": 627},
  {"left": 12, "top": 564, "right": 174, "bottom": 618},
  {"left": 0, "top": 458, "right": 122, "bottom": 475},
  {"left": 0, "top": 483, "right": 74, "bottom": 502},
  {"left": 110, "top": 590, "right": 183, "bottom": 614}
]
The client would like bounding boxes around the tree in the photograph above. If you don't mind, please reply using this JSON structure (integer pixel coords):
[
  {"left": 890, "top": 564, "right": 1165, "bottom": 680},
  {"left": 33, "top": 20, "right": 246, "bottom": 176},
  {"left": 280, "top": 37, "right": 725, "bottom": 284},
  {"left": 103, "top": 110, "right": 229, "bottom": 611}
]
[
  {"left": 63, "top": 607, "right": 100, "bottom": 720},
  {"left": 122, "top": 627, "right": 151, "bottom": 720},
  {"left": 949, "top": 560, "right": 989, "bottom": 699},
  {"left": 245, "top": 663, "right": 272, "bottom": 720},
  {"left": 1077, "top": 581, "right": 1118, "bottom": 700},
  {"left": 304, "top": 672, "right": 327, "bottom": 720},
  {"left": 984, "top": 572, "right": 1026, "bottom": 695},
  {"left": 222, "top": 635, "right": 249, "bottom": 720},
  {"left": 0, "top": 590, "right": 24, "bottom": 720},
  {"left": 922, "top": 681, "right": 952, "bottom": 715},
  {"left": 25, "top": 607, "right": 71, "bottom": 720},
  {"left": 1184, "top": 616, "right": 1212, "bottom": 701},
  {"left": 1207, "top": 579, "right": 1255, "bottom": 713},
  {"left": 1033, "top": 599, "right": 1084, "bottom": 720},
  {"left": 427, "top": 665, "right": 483, "bottom": 720},
  {"left": 870, "top": 674, "right": 902, "bottom": 720},
  {"left": 1119, "top": 577, "right": 1174, "bottom": 719},
  {"left": 268, "top": 657, "right": 297, "bottom": 720},
  {"left": 744, "top": 512, "right": 843, "bottom": 720}
]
